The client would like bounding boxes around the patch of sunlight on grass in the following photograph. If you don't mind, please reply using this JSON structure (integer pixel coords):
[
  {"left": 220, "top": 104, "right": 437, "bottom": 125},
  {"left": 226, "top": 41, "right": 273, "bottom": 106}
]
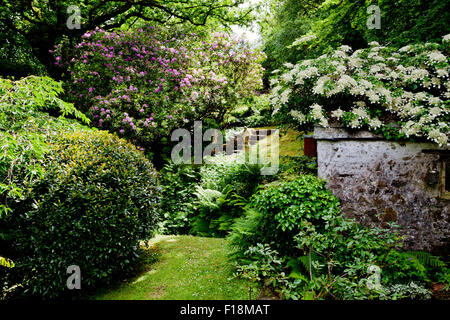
[
  {"left": 249, "top": 126, "right": 308, "bottom": 158},
  {"left": 91, "top": 235, "right": 250, "bottom": 300},
  {"left": 132, "top": 275, "right": 148, "bottom": 285}
]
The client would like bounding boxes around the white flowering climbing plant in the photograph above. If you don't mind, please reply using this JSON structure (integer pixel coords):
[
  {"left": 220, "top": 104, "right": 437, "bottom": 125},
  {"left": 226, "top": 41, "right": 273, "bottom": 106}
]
[{"left": 270, "top": 34, "right": 450, "bottom": 147}]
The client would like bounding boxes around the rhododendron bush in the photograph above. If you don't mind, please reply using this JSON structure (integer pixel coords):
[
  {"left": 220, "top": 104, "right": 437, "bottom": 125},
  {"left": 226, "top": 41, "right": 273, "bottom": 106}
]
[
  {"left": 53, "top": 25, "right": 264, "bottom": 149},
  {"left": 270, "top": 35, "right": 450, "bottom": 146}
]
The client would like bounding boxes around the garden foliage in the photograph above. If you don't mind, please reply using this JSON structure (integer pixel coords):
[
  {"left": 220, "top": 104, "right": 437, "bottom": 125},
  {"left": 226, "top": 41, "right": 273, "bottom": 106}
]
[
  {"left": 228, "top": 175, "right": 447, "bottom": 299},
  {"left": 228, "top": 94, "right": 274, "bottom": 127},
  {"left": 0, "top": 76, "right": 160, "bottom": 299},
  {"left": 2, "top": 131, "right": 160, "bottom": 298},
  {"left": 2, "top": 2, "right": 449, "bottom": 300},
  {"left": 228, "top": 175, "right": 341, "bottom": 258},
  {"left": 190, "top": 153, "right": 265, "bottom": 237},
  {"left": 0, "top": 76, "right": 89, "bottom": 217},
  {"left": 159, "top": 152, "right": 266, "bottom": 238},
  {"left": 260, "top": 0, "right": 450, "bottom": 78},
  {"left": 270, "top": 36, "right": 450, "bottom": 146},
  {"left": 158, "top": 162, "right": 199, "bottom": 235},
  {"left": 54, "top": 25, "right": 265, "bottom": 150}
]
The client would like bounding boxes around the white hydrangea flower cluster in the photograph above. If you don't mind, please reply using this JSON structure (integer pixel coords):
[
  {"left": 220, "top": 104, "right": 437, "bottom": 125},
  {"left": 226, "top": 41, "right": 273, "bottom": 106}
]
[
  {"left": 428, "top": 51, "right": 447, "bottom": 63},
  {"left": 289, "top": 110, "right": 306, "bottom": 123},
  {"left": 310, "top": 103, "right": 328, "bottom": 127},
  {"left": 331, "top": 108, "right": 344, "bottom": 119},
  {"left": 270, "top": 34, "right": 450, "bottom": 147}
]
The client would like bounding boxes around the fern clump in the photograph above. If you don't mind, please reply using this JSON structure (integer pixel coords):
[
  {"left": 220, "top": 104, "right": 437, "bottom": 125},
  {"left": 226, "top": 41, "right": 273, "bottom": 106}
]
[{"left": 187, "top": 153, "right": 266, "bottom": 237}]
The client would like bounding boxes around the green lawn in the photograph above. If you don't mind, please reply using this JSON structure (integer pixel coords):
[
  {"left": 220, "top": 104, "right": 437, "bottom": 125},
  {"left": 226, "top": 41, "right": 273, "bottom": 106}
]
[
  {"left": 250, "top": 126, "right": 306, "bottom": 158},
  {"left": 92, "top": 235, "right": 250, "bottom": 300}
]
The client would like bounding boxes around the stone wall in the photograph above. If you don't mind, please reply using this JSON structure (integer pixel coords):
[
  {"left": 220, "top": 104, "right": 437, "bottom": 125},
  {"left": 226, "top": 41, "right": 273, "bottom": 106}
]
[{"left": 314, "top": 125, "right": 450, "bottom": 253}]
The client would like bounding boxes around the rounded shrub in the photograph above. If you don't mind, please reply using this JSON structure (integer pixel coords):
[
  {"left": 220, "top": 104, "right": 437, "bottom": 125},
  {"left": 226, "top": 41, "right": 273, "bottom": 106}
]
[
  {"left": 228, "top": 175, "right": 341, "bottom": 258},
  {"left": 8, "top": 130, "right": 160, "bottom": 298}
]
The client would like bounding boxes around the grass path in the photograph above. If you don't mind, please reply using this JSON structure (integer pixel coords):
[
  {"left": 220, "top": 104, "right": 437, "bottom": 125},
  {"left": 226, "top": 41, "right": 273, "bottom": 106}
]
[
  {"left": 250, "top": 126, "right": 306, "bottom": 158},
  {"left": 92, "top": 235, "right": 250, "bottom": 300}
]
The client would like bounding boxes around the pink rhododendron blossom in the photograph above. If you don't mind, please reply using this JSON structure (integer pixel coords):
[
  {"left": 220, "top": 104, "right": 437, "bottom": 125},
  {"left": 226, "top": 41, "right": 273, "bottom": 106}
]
[{"left": 54, "top": 25, "right": 264, "bottom": 149}]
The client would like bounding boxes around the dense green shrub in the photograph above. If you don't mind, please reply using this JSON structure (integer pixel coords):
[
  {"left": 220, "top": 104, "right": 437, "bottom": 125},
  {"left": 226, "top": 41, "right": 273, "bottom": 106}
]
[
  {"left": 228, "top": 175, "right": 340, "bottom": 258},
  {"left": 4, "top": 130, "right": 160, "bottom": 299},
  {"left": 0, "top": 76, "right": 90, "bottom": 278},
  {"left": 278, "top": 155, "right": 318, "bottom": 177},
  {"left": 228, "top": 175, "right": 445, "bottom": 299},
  {"left": 190, "top": 153, "right": 265, "bottom": 237},
  {"left": 0, "top": 76, "right": 89, "bottom": 217},
  {"left": 158, "top": 162, "right": 199, "bottom": 235},
  {"left": 228, "top": 95, "right": 274, "bottom": 127}
]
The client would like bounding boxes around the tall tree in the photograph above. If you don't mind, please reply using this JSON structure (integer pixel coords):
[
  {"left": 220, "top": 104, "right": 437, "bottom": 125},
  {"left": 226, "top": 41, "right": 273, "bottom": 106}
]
[
  {"left": 260, "top": 0, "right": 450, "bottom": 80},
  {"left": 0, "top": 0, "right": 253, "bottom": 77}
]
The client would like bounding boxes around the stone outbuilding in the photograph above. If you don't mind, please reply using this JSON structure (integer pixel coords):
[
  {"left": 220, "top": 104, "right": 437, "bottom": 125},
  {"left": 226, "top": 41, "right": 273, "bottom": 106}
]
[{"left": 313, "top": 124, "right": 449, "bottom": 254}]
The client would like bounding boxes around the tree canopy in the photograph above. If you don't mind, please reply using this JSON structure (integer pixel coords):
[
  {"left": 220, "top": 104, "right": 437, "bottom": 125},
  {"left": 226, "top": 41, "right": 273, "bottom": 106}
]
[
  {"left": 259, "top": 0, "right": 450, "bottom": 84},
  {"left": 0, "top": 0, "right": 254, "bottom": 77}
]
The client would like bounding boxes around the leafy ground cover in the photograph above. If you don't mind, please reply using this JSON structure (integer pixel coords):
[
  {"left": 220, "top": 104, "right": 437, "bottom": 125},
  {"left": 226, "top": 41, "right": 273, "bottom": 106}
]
[{"left": 91, "top": 235, "right": 250, "bottom": 300}]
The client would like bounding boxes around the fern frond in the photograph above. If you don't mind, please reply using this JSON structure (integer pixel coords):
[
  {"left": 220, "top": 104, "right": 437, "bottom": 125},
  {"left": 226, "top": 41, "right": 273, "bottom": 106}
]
[
  {"left": 194, "top": 186, "right": 224, "bottom": 209},
  {"left": 404, "top": 251, "right": 446, "bottom": 268},
  {"left": 297, "top": 255, "right": 311, "bottom": 271}
]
